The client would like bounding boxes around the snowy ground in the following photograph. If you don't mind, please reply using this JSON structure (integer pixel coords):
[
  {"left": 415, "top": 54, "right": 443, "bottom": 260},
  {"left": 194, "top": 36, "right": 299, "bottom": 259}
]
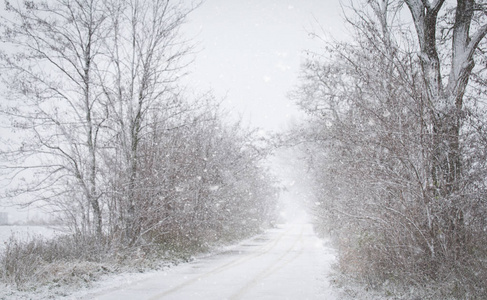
[{"left": 69, "top": 222, "right": 338, "bottom": 300}]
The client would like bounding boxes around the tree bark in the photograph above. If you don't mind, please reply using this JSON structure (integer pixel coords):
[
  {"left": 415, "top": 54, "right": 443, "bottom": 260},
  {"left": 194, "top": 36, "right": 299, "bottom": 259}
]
[
  {"left": 404, "top": 0, "right": 487, "bottom": 194},
  {"left": 404, "top": 0, "right": 487, "bottom": 261}
]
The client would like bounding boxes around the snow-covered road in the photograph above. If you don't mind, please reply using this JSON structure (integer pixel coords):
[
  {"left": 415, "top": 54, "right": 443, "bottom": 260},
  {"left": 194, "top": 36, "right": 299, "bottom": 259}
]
[{"left": 80, "top": 223, "right": 337, "bottom": 300}]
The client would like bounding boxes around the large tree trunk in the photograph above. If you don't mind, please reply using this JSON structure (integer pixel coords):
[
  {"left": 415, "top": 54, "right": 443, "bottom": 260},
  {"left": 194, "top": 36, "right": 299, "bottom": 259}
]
[
  {"left": 405, "top": 0, "right": 487, "bottom": 194},
  {"left": 404, "top": 0, "right": 487, "bottom": 261}
]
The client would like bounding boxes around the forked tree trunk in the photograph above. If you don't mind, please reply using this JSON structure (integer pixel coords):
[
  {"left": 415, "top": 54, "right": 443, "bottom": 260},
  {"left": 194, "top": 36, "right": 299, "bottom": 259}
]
[
  {"left": 404, "top": 0, "right": 487, "bottom": 260},
  {"left": 405, "top": 0, "right": 487, "bottom": 194}
]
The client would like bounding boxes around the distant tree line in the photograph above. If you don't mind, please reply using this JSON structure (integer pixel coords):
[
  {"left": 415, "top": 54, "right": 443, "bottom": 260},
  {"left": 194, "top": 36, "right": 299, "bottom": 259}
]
[{"left": 291, "top": 0, "right": 487, "bottom": 297}]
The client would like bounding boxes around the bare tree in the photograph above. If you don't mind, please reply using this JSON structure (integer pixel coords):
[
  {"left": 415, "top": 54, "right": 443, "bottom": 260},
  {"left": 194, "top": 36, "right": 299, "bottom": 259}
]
[
  {"left": 99, "top": 0, "right": 198, "bottom": 244},
  {"left": 291, "top": 0, "right": 487, "bottom": 296},
  {"left": 404, "top": 0, "right": 487, "bottom": 194},
  {"left": 0, "top": 0, "right": 110, "bottom": 237},
  {"left": 402, "top": 0, "right": 487, "bottom": 273}
]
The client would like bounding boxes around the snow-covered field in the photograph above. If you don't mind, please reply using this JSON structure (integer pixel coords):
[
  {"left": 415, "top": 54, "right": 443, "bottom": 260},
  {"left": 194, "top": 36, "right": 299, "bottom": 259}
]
[{"left": 0, "top": 225, "right": 67, "bottom": 251}]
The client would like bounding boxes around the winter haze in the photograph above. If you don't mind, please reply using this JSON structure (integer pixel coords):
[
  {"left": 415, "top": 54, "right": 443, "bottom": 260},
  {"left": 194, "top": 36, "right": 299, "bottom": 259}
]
[
  {"left": 183, "top": 0, "right": 343, "bottom": 131},
  {"left": 2, "top": 0, "right": 487, "bottom": 299}
]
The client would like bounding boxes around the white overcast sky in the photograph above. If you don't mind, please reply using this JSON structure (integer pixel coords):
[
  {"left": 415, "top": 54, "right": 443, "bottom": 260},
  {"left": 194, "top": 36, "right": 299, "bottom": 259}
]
[
  {"left": 183, "top": 0, "right": 345, "bottom": 132},
  {"left": 0, "top": 0, "right": 345, "bottom": 133}
]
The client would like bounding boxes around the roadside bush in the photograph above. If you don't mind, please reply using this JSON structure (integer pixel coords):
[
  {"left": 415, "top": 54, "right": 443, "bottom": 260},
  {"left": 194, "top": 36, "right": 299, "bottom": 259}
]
[{"left": 0, "top": 234, "right": 112, "bottom": 289}]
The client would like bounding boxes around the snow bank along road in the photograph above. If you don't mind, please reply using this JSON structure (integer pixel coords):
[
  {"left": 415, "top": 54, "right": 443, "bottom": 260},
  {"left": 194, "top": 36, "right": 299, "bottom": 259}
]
[{"left": 80, "top": 223, "right": 337, "bottom": 300}]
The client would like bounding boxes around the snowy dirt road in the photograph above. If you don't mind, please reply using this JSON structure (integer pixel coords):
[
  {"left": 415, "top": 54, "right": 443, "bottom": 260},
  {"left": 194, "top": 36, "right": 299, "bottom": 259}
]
[{"left": 79, "top": 223, "right": 338, "bottom": 300}]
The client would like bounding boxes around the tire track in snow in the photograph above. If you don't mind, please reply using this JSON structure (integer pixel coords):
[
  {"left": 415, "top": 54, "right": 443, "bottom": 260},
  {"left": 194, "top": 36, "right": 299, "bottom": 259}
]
[
  {"left": 149, "top": 225, "right": 294, "bottom": 300},
  {"left": 228, "top": 225, "right": 305, "bottom": 300}
]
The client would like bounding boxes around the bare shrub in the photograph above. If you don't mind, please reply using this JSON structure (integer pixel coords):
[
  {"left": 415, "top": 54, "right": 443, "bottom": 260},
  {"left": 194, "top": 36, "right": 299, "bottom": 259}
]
[{"left": 0, "top": 234, "right": 113, "bottom": 289}]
